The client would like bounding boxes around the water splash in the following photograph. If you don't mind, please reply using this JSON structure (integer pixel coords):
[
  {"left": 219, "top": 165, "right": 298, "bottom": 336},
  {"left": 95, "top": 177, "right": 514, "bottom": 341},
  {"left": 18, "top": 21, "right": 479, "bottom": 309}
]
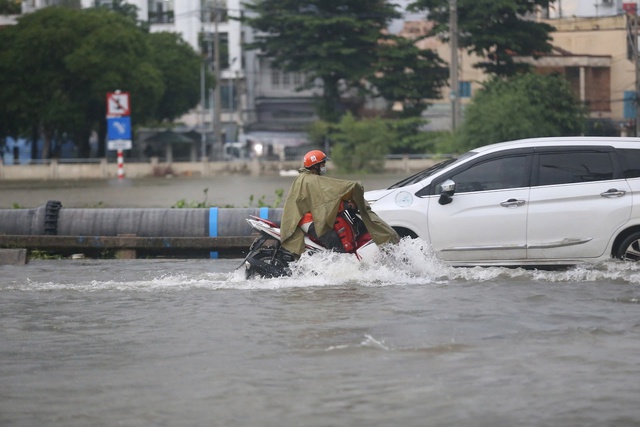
[{"left": 6, "top": 239, "right": 640, "bottom": 292}]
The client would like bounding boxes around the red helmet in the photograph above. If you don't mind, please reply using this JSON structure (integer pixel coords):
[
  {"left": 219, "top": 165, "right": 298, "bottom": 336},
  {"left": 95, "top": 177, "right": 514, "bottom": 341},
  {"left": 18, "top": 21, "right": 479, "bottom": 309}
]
[{"left": 303, "top": 150, "right": 328, "bottom": 168}]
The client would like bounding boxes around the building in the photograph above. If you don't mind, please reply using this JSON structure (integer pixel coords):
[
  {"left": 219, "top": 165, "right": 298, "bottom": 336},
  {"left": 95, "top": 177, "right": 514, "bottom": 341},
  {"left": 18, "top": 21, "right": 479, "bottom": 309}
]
[{"left": 402, "top": 1, "right": 639, "bottom": 134}]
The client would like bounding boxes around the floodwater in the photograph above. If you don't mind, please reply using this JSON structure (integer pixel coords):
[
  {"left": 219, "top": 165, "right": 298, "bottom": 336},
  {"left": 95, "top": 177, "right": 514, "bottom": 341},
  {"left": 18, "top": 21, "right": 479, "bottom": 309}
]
[
  {"left": 2, "top": 246, "right": 640, "bottom": 427},
  {"left": 1, "top": 175, "right": 640, "bottom": 426}
]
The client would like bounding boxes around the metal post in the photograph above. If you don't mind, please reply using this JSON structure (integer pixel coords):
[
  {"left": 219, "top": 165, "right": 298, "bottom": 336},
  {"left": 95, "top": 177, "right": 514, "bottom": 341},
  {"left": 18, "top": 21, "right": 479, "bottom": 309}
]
[
  {"left": 200, "top": 61, "right": 206, "bottom": 159},
  {"left": 200, "top": 8, "right": 207, "bottom": 160},
  {"left": 117, "top": 149, "right": 124, "bottom": 179},
  {"left": 449, "top": 0, "right": 459, "bottom": 132},
  {"left": 213, "top": 2, "right": 223, "bottom": 159}
]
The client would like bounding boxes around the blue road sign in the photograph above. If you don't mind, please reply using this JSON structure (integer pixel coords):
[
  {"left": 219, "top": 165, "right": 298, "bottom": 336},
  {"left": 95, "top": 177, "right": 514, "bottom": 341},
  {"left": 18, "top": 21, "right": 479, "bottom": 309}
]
[{"left": 107, "top": 116, "right": 132, "bottom": 141}]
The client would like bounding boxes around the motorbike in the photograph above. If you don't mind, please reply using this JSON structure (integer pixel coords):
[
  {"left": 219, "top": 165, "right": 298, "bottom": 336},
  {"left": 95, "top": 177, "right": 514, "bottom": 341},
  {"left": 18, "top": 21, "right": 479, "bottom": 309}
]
[{"left": 241, "top": 206, "right": 381, "bottom": 278}]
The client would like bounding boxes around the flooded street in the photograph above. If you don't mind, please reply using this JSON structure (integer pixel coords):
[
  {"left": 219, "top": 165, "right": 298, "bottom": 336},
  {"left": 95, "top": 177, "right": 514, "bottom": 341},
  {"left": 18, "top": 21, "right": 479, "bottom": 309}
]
[
  {"left": 1, "top": 175, "right": 640, "bottom": 426},
  {"left": 2, "top": 250, "right": 640, "bottom": 427}
]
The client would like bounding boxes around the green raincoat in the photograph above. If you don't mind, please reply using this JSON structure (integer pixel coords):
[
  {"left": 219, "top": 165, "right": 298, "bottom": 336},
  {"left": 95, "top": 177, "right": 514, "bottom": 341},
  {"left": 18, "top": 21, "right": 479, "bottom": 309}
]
[{"left": 280, "top": 169, "right": 400, "bottom": 256}]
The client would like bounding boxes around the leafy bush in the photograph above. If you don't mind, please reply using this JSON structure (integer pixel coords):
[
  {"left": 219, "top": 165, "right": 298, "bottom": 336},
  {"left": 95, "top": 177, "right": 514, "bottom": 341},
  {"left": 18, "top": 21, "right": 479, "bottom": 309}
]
[
  {"left": 455, "top": 73, "right": 586, "bottom": 152},
  {"left": 330, "top": 113, "right": 391, "bottom": 173}
]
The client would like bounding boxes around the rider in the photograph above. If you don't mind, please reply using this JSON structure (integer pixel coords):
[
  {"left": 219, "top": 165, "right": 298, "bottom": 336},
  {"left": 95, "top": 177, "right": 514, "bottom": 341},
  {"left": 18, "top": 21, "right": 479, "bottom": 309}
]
[
  {"left": 280, "top": 150, "right": 400, "bottom": 256},
  {"left": 285, "top": 150, "right": 346, "bottom": 252}
]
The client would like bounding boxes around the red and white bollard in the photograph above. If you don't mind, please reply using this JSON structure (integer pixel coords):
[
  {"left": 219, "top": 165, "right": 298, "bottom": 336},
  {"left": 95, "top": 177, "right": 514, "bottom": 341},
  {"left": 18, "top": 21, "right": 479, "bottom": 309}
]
[{"left": 117, "top": 149, "right": 125, "bottom": 179}]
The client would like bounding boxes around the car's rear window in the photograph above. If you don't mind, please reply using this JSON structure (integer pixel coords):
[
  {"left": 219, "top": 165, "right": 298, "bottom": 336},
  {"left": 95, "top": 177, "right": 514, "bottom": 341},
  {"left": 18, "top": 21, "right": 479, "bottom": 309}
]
[
  {"left": 617, "top": 149, "right": 640, "bottom": 178},
  {"left": 537, "top": 151, "right": 613, "bottom": 185}
]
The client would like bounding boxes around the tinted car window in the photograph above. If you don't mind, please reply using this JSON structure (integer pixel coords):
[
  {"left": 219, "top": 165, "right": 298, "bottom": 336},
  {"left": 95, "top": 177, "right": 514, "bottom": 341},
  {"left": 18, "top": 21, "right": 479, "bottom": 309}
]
[
  {"left": 617, "top": 149, "right": 640, "bottom": 178},
  {"left": 537, "top": 152, "right": 613, "bottom": 186},
  {"left": 446, "top": 155, "right": 529, "bottom": 193}
]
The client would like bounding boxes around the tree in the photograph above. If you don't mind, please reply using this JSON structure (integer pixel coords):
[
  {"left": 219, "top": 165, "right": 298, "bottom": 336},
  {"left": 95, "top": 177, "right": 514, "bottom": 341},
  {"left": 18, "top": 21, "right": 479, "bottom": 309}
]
[
  {"left": 62, "top": 8, "right": 165, "bottom": 156},
  {"left": 455, "top": 73, "right": 585, "bottom": 152},
  {"left": 369, "top": 36, "right": 448, "bottom": 118},
  {"left": 0, "top": 0, "right": 21, "bottom": 14},
  {"left": 147, "top": 32, "right": 205, "bottom": 123},
  {"left": 0, "top": 6, "right": 206, "bottom": 159},
  {"left": 409, "top": 0, "right": 556, "bottom": 76},
  {"left": 329, "top": 113, "right": 392, "bottom": 172},
  {"left": 0, "top": 7, "right": 91, "bottom": 159},
  {"left": 243, "top": 0, "right": 402, "bottom": 122}
]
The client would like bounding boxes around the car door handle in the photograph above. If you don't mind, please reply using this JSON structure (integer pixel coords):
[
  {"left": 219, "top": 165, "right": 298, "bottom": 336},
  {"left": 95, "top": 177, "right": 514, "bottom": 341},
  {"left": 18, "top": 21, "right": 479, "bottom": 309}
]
[
  {"left": 500, "top": 198, "right": 525, "bottom": 208},
  {"left": 600, "top": 188, "right": 626, "bottom": 198}
]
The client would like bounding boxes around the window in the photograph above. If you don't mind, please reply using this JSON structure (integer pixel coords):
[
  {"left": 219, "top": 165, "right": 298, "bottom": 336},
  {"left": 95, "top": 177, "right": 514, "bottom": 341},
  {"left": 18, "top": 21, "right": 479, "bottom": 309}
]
[
  {"left": 445, "top": 155, "right": 529, "bottom": 193},
  {"left": 624, "top": 91, "right": 636, "bottom": 120},
  {"left": 459, "top": 81, "right": 471, "bottom": 98},
  {"left": 271, "top": 70, "right": 280, "bottom": 87},
  {"left": 537, "top": 151, "right": 613, "bottom": 186},
  {"left": 618, "top": 149, "right": 640, "bottom": 178}
]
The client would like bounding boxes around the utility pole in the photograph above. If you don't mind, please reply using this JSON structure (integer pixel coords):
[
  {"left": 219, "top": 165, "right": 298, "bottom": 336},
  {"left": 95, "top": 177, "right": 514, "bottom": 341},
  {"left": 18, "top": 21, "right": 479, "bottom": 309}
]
[
  {"left": 449, "top": 0, "right": 460, "bottom": 131},
  {"left": 200, "top": 10, "right": 207, "bottom": 160},
  {"left": 213, "top": 2, "right": 223, "bottom": 160},
  {"left": 635, "top": 12, "right": 640, "bottom": 137}
]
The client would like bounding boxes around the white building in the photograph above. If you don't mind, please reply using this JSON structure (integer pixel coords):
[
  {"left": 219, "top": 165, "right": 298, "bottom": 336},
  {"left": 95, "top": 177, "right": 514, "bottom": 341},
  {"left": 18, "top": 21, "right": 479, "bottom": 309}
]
[{"left": 546, "top": 0, "right": 628, "bottom": 19}]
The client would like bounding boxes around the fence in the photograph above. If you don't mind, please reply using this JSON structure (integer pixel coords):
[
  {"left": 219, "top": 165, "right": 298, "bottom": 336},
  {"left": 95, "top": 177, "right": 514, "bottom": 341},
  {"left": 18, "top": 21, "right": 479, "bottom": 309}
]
[{"left": 0, "top": 156, "right": 441, "bottom": 180}]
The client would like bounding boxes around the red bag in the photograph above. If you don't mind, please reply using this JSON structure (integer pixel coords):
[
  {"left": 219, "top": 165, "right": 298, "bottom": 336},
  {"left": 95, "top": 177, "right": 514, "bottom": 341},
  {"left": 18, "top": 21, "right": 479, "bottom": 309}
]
[{"left": 333, "top": 212, "right": 356, "bottom": 252}]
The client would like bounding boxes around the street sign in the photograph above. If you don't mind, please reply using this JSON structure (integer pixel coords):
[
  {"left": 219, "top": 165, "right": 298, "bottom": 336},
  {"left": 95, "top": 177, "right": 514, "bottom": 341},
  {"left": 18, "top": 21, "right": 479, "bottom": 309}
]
[
  {"left": 107, "top": 139, "right": 132, "bottom": 151},
  {"left": 107, "top": 116, "right": 132, "bottom": 150},
  {"left": 107, "top": 91, "right": 131, "bottom": 116},
  {"left": 107, "top": 116, "right": 131, "bottom": 140}
]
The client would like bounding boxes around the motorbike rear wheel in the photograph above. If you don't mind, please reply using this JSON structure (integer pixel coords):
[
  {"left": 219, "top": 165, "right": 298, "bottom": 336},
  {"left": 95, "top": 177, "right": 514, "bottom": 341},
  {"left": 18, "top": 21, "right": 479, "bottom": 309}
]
[{"left": 245, "top": 248, "right": 291, "bottom": 279}]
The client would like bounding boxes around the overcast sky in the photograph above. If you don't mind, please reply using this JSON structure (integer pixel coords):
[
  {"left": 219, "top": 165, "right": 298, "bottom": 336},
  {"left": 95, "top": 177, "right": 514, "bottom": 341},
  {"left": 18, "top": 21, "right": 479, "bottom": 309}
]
[
  {"left": 389, "top": 0, "right": 600, "bottom": 33},
  {"left": 388, "top": 0, "right": 425, "bottom": 33}
]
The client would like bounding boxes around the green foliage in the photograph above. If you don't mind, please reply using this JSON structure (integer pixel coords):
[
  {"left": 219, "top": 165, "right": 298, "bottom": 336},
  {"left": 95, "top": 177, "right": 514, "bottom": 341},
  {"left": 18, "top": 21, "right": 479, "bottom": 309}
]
[
  {"left": 0, "top": 6, "right": 206, "bottom": 159},
  {"left": 246, "top": 188, "right": 284, "bottom": 208},
  {"left": 0, "top": 0, "right": 21, "bottom": 14},
  {"left": 172, "top": 188, "right": 210, "bottom": 208},
  {"left": 243, "top": 0, "right": 406, "bottom": 121},
  {"left": 172, "top": 188, "right": 285, "bottom": 209},
  {"left": 369, "top": 37, "right": 448, "bottom": 118},
  {"left": 384, "top": 117, "right": 435, "bottom": 154},
  {"left": 83, "top": 201, "right": 105, "bottom": 208},
  {"left": 312, "top": 115, "right": 451, "bottom": 172},
  {"left": 147, "top": 32, "right": 208, "bottom": 122},
  {"left": 409, "top": 0, "right": 556, "bottom": 77},
  {"left": 455, "top": 73, "right": 586, "bottom": 152},
  {"left": 585, "top": 118, "right": 620, "bottom": 137},
  {"left": 329, "top": 113, "right": 392, "bottom": 173},
  {"left": 29, "top": 250, "right": 63, "bottom": 260}
]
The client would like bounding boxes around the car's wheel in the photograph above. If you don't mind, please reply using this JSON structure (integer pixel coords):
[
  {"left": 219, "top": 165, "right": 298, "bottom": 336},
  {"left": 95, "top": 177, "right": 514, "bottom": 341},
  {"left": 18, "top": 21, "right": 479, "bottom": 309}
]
[
  {"left": 615, "top": 232, "right": 640, "bottom": 261},
  {"left": 394, "top": 227, "right": 418, "bottom": 239}
]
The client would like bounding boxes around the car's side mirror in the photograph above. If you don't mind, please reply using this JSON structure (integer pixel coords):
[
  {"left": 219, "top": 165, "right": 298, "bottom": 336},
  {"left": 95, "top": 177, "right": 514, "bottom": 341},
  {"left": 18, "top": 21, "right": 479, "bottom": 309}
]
[{"left": 438, "top": 179, "right": 456, "bottom": 205}]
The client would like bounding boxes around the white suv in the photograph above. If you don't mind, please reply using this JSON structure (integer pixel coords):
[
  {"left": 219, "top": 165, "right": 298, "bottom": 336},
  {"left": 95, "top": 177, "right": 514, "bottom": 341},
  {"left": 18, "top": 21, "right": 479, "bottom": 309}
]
[{"left": 365, "top": 137, "right": 640, "bottom": 267}]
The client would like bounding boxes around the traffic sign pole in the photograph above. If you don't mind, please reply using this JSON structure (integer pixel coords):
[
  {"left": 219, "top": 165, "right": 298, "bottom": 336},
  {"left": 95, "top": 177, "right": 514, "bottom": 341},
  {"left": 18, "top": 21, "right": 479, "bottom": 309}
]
[
  {"left": 106, "top": 90, "right": 131, "bottom": 180},
  {"left": 117, "top": 149, "right": 124, "bottom": 179}
]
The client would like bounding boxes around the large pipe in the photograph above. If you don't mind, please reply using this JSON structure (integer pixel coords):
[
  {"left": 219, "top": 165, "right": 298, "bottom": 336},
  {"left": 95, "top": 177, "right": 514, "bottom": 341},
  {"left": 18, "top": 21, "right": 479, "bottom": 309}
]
[{"left": 0, "top": 201, "right": 282, "bottom": 238}]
